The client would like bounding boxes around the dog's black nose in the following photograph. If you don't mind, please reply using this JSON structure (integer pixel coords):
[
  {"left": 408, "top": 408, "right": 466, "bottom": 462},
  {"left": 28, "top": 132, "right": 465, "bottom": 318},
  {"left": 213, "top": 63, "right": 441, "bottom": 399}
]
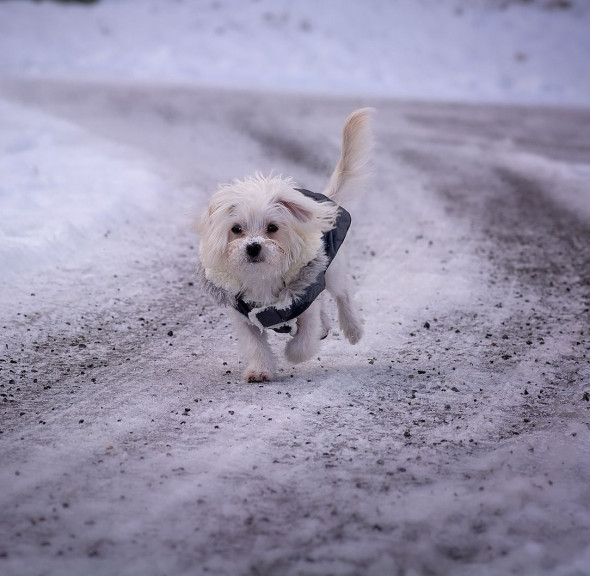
[{"left": 246, "top": 242, "right": 262, "bottom": 258}]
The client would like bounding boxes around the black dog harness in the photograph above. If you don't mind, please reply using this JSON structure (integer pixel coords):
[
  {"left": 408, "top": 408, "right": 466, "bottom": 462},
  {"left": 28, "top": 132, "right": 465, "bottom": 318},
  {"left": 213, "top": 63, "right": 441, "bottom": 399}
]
[{"left": 234, "top": 189, "right": 351, "bottom": 333}]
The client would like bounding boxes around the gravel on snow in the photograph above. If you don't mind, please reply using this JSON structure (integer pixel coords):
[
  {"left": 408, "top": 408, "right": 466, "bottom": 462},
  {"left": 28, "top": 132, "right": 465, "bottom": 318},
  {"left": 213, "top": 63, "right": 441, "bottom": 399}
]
[{"left": 1, "top": 79, "right": 589, "bottom": 576}]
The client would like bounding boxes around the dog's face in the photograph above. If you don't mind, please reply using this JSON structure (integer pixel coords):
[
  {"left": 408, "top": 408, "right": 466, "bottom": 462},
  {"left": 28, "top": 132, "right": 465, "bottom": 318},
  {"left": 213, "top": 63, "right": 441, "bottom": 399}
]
[{"left": 198, "top": 174, "right": 337, "bottom": 302}]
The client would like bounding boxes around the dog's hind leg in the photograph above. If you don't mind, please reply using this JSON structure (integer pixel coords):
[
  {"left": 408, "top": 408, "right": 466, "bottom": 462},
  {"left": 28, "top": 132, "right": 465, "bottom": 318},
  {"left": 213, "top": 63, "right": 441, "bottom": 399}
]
[
  {"left": 334, "top": 292, "right": 364, "bottom": 344},
  {"left": 231, "top": 310, "right": 276, "bottom": 382},
  {"left": 325, "top": 257, "right": 364, "bottom": 345}
]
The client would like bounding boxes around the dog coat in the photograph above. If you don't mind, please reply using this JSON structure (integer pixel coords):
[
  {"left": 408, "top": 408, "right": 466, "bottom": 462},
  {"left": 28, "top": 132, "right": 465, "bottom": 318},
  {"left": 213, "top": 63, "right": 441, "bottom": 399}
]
[{"left": 234, "top": 188, "right": 351, "bottom": 333}]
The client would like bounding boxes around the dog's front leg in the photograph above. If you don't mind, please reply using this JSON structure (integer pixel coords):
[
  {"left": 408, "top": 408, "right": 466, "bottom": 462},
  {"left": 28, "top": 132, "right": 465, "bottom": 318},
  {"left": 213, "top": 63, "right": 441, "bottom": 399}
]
[
  {"left": 285, "top": 300, "right": 323, "bottom": 364},
  {"left": 230, "top": 309, "right": 276, "bottom": 382}
]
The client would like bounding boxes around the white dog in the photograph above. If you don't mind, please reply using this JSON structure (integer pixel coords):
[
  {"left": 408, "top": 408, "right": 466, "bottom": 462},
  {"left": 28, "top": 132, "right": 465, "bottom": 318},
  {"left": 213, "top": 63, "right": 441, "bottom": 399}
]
[{"left": 197, "top": 108, "right": 373, "bottom": 382}]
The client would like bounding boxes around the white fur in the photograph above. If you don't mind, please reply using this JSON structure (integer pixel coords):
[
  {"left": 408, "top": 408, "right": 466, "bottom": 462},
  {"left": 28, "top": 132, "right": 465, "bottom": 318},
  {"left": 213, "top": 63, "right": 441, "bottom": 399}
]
[{"left": 197, "top": 108, "right": 374, "bottom": 382}]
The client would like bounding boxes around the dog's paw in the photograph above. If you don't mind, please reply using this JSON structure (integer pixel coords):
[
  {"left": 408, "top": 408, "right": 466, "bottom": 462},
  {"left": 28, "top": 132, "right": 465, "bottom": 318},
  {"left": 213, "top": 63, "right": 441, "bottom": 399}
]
[
  {"left": 320, "top": 309, "right": 332, "bottom": 340},
  {"left": 244, "top": 367, "right": 273, "bottom": 383},
  {"left": 343, "top": 321, "right": 364, "bottom": 345},
  {"left": 285, "top": 335, "right": 319, "bottom": 364}
]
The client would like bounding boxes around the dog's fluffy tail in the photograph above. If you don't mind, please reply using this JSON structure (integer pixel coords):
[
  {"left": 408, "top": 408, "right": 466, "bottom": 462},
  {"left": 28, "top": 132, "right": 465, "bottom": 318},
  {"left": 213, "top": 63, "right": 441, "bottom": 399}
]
[{"left": 323, "top": 107, "right": 374, "bottom": 203}]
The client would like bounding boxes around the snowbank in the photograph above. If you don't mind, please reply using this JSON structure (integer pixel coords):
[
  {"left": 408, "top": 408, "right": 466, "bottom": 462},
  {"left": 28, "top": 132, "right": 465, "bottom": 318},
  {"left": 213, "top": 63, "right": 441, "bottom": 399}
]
[
  {"left": 0, "top": 98, "right": 162, "bottom": 276},
  {"left": 0, "top": 0, "right": 588, "bottom": 106}
]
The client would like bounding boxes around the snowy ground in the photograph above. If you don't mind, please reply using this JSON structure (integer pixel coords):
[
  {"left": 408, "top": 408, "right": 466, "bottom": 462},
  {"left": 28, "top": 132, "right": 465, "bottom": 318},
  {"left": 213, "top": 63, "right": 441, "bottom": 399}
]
[
  {"left": 1, "top": 0, "right": 589, "bottom": 106},
  {"left": 1, "top": 1, "right": 590, "bottom": 575},
  {"left": 1, "top": 78, "right": 589, "bottom": 576}
]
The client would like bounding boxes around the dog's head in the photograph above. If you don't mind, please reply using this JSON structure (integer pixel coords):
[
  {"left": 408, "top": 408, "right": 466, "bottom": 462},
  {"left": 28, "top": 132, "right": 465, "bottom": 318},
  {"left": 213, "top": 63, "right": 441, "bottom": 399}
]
[{"left": 198, "top": 174, "right": 337, "bottom": 301}]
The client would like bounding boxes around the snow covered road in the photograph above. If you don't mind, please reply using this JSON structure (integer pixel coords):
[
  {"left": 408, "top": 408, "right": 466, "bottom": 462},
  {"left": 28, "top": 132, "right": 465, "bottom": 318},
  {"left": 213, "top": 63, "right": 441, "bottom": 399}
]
[{"left": 1, "top": 79, "right": 589, "bottom": 576}]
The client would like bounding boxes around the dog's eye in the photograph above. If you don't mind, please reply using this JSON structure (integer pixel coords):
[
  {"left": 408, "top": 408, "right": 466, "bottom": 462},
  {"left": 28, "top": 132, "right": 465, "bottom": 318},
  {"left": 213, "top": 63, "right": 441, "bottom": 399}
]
[
  {"left": 267, "top": 223, "right": 278, "bottom": 234},
  {"left": 231, "top": 224, "right": 243, "bottom": 235}
]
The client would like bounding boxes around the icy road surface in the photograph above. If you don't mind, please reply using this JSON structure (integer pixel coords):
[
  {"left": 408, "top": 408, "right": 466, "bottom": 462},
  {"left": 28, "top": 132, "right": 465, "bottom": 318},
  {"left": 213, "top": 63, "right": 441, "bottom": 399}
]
[{"left": 1, "top": 80, "right": 589, "bottom": 576}]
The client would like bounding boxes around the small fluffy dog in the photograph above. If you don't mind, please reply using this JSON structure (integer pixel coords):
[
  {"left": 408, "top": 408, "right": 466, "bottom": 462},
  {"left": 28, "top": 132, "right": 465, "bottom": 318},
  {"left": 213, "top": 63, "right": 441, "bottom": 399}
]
[{"left": 197, "top": 108, "right": 373, "bottom": 382}]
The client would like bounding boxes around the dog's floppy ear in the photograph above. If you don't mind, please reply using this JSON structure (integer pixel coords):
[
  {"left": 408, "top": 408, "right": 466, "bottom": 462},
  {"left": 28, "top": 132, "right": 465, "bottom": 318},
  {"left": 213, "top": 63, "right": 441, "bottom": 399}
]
[
  {"left": 276, "top": 187, "right": 338, "bottom": 232},
  {"left": 278, "top": 199, "right": 313, "bottom": 222}
]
